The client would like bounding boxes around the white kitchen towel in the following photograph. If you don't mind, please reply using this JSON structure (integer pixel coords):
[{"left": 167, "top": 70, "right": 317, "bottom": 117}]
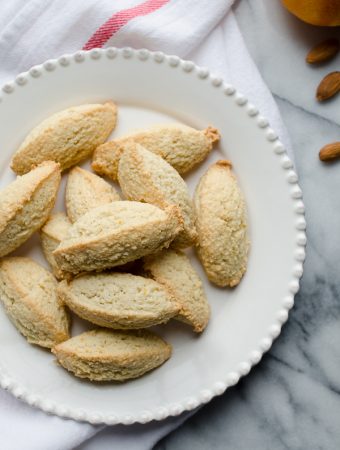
[{"left": 0, "top": 1, "right": 292, "bottom": 450}]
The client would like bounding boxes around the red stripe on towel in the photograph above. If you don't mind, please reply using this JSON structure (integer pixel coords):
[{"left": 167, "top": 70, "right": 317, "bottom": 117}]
[{"left": 83, "top": 0, "right": 170, "bottom": 50}]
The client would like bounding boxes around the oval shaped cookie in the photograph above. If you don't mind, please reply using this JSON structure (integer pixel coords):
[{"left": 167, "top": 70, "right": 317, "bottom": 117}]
[
  {"left": 53, "top": 201, "right": 182, "bottom": 274},
  {"left": 40, "top": 213, "right": 72, "bottom": 280},
  {"left": 0, "top": 161, "right": 61, "bottom": 257},
  {"left": 52, "top": 329, "right": 171, "bottom": 381},
  {"left": 0, "top": 257, "right": 70, "bottom": 348},
  {"left": 11, "top": 102, "right": 117, "bottom": 175},
  {"left": 92, "top": 123, "right": 220, "bottom": 181},
  {"left": 58, "top": 272, "right": 180, "bottom": 329},
  {"left": 194, "top": 160, "right": 249, "bottom": 287},
  {"left": 118, "top": 143, "right": 197, "bottom": 249},
  {"left": 66, "top": 167, "right": 120, "bottom": 223},
  {"left": 143, "top": 250, "right": 210, "bottom": 332}
]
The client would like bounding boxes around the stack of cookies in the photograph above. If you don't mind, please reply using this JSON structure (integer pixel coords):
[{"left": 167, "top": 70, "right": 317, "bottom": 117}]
[{"left": 0, "top": 101, "right": 249, "bottom": 382}]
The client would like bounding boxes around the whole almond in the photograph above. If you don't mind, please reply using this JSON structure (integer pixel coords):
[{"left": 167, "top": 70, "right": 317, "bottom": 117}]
[
  {"left": 316, "top": 71, "right": 340, "bottom": 101},
  {"left": 319, "top": 142, "right": 340, "bottom": 162},
  {"left": 306, "top": 38, "right": 339, "bottom": 64}
]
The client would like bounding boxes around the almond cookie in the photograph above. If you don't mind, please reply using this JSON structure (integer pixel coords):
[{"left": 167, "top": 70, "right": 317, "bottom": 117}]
[
  {"left": 92, "top": 123, "right": 220, "bottom": 180},
  {"left": 52, "top": 329, "right": 171, "bottom": 381},
  {"left": 194, "top": 160, "right": 249, "bottom": 287},
  {"left": 118, "top": 143, "right": 196, "bottom": 249},
  {"left": 144, "top": 249, "right": 210, "bottom": 332},
  {"left": 53, "top": 201, "right": 182, "bottom": 274},
  {"left": 0, "top": 161, "right": 61, "bottom": 257},
  {"left": 40, "top": 213, "right": 72, "bottom": 280},
  {"left": 11, "top": 102, "right": 117, "bottom": 174},
  {"left": 66, "top": 167, "right": 120, "bottom": 223},
  {"left": 0, "top": 257, "right": 70, "bottom": 348},
  {"left": 58, "top": 272, "right": 180, "bottom": 329}
]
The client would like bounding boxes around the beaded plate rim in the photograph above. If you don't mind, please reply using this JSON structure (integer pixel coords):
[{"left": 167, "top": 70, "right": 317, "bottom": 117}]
[{"left": 0, "top": 47, "right": 306, "bottom": 426}]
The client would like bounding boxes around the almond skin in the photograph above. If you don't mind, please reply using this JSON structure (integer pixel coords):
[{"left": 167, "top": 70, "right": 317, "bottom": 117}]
[
  {"left": 316, "top": 71, "right": 340, "bottom": 101},
  {"left": 319, "top": 142, "right": 340, "bottom": 162},
  {"left": 306, "top": 38, "right": 339, "bottom": 64}
]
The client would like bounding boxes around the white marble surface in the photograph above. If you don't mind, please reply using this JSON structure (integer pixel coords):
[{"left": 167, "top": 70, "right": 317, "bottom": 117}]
[{"left": 154, "top": 1, "right": 340, "bottom": 449}]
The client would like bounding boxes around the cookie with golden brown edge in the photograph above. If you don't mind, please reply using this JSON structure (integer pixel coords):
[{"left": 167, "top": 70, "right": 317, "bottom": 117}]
[
  {"left": 58, "top": 272, "right": 180, "bottom": 329},
  {"left": 194, "top": 160, "right": 249, "bottom": 287},
  {"left": 118, "top": 143, "right": 197, "bottom": 249},
  {"left": 52, "top": 329, "right": 172, "bottom": 381},
  {"left": 92, "top": 123, "right": 220, "bottom": 180},
  {"left": 143, "top": 249, "right": 210, "bottom": 332},
  {"left": 11, "top": 102, "right": 117, "bottom": 174},
  {"left": 53, "top": 201, "right": 182, "bottom": 274},
  {"left": 0, "top": 161, "right": 61, "bottom": 257},
  {"left": 66, "top": 167, "right": 120, "bottom": 223},
  {"left": 0, "top": 257, "right": 70, "bottom": 348}
]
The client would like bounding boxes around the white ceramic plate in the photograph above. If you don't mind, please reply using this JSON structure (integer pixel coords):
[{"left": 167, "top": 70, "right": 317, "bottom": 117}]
[{"left": 0, "top": 47, "right": 306, "bottom": 425}]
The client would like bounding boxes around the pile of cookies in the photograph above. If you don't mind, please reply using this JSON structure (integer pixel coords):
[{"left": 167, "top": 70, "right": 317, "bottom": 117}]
[{"left": 0, "top": 101, "right": 249, "bottom": 382}]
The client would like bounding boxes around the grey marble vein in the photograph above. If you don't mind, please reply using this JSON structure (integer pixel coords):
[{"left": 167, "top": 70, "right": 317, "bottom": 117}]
[
  {"left": 234, "top": 0, "right": 340, "bottom": 124},
  {"left": 155, "top": 1, "right": 340, "bottom": 449}
]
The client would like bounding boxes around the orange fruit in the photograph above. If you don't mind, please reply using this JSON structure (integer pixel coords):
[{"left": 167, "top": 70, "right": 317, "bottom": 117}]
[{"left": 282, "top": 0, "right": 340, "bottom": 26}]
